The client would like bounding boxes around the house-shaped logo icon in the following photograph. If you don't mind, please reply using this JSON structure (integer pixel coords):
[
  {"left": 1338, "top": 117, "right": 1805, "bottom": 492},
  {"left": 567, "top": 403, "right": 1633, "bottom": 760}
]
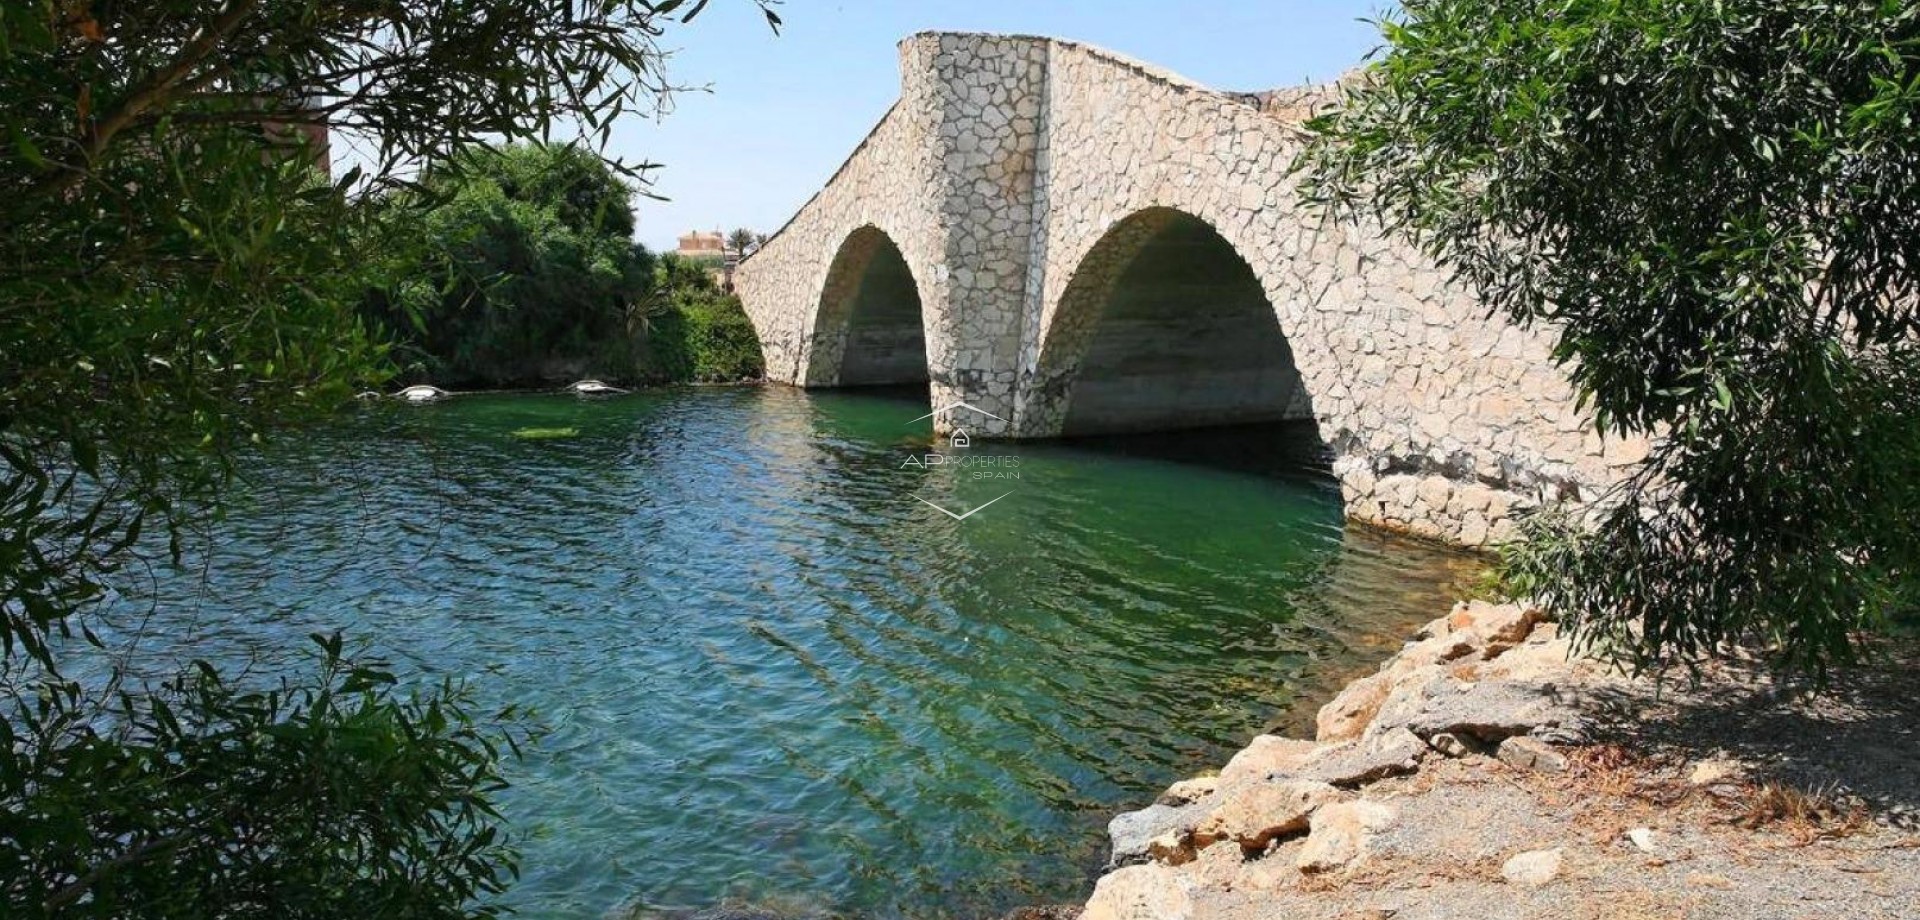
[
  {"left": 909, "top": 401, "right": 1006, "bottom": 430},
  {"left": 903, "top": 401, "right": 1014, "bottom": 522}
]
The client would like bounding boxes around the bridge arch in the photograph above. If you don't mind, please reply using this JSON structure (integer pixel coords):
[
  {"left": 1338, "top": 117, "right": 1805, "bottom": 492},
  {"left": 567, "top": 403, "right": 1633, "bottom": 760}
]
[
  {"left": 1021, "top": 207, "right": 1313, "bottom": 437},
  {"left": 804, "top": 225, "right": 930, "bottom": 387},
  {"left": 737, "top": 32, "right": 1642, "bottom": 546}
]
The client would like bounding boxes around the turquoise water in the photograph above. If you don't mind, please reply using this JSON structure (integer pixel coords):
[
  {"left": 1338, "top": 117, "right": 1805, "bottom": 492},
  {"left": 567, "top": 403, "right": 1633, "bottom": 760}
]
[{"left": 90, "top": 387, "right": 1471, "bottom": 919}]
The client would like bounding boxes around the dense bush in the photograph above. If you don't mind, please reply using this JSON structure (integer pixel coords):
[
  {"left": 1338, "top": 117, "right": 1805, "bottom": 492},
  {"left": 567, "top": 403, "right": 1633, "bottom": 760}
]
[
  {"left": 365, "top": 144, "right": 658, "bottom": 387},
  {"left": 1303, "top": 0, "right": 1920, "bottom": 676},
  {"left": 2, "top": 636, "right": 519, "bottom": 920},
  {"left": 366, "top": 151, "right": 767, "bottom": 387},
  {"left": 645, "top": 254, "right": 766, "bottom": 383}
]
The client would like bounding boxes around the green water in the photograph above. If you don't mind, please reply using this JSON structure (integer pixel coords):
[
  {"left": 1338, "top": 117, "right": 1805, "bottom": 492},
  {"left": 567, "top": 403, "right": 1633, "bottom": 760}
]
[{"left": 90, "top": 386, "right": 1472, "bottom": 919}]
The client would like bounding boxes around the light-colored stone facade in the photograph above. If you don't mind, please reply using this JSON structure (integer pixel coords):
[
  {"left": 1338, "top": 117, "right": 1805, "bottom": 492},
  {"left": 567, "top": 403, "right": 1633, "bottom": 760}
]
[{"left": 735, "top": 32, "right": 1643, "bottom": 548}]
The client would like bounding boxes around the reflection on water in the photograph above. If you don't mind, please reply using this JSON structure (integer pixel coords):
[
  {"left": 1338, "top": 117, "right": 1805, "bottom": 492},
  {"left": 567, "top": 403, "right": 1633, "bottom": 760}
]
[{"left": 86, "top": 387, "right": 1475, "bottom": 920}]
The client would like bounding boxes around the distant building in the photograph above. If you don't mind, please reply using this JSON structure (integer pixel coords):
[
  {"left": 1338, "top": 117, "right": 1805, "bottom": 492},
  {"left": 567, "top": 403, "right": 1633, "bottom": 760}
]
[
  {"left": 675, "top": 229, "right": 735, "bottom": 291},
  {"left": 676, "top": 230, "right": 727, "bottom": 262}
]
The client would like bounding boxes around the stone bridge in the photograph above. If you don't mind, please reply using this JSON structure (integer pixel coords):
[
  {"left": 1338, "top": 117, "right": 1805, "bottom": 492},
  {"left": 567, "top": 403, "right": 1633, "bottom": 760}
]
[{"left": 735, "top": 32, "right": 1643, "bottom": 547}]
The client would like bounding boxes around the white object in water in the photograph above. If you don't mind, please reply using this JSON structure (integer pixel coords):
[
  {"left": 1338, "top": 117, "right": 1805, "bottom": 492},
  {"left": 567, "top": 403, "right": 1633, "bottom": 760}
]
[
  {"left": 396, "top": 385, "right": 450, "bottom": 403},
  {"left": 566, "top": 379, "right": 628, "bottom": 396}
]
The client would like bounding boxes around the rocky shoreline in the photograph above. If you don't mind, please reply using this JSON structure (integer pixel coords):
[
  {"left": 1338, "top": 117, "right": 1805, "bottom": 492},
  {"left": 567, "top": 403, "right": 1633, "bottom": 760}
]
[{"left": 1075, "top": 601, "right": 1920, "bottom": 920}]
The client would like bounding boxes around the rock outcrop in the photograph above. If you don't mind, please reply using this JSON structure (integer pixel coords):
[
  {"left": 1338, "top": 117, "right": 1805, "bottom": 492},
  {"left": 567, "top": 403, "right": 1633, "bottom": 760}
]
[
  {"left": 1074, "top": 601, "right": 1920, "bottom": 920},
  {"left": 1085, "top": 600, "right": 1620, "bottom": 918}
]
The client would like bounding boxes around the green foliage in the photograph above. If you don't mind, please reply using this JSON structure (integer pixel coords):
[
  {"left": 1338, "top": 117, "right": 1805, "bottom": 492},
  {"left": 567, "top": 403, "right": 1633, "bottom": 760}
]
[
  {"left": 1302, "top": 0, "right": 1920, "bottom": 677},
  {"left": 1, "top": 1, "right": 777, "bottom": 915},
  {"left": 366, "top": 144, "right": 658, "bottom": 387},
  {"left": 725, "top": 227, "right": 764, "bottom": 260},
  {"left": 2, "top": 635, "right": 521, "bottom": 919},
  {"left": 645, "top": 254, "right": 766, "bottom": 382}
]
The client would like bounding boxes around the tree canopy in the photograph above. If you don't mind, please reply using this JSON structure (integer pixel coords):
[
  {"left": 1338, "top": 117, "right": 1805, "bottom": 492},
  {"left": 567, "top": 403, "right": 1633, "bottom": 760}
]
[
  {"left": 1302, "top": 0, "right": 1920, "bottom": 676},
  {"left": 367, "top": 143, "right": 658, "bottom": 387},
  {"left": 0, "top": 2, "right": 776, "bottom": 915},
  {"left": 648, "top": 253, "right": 766, "bottom": 383}
]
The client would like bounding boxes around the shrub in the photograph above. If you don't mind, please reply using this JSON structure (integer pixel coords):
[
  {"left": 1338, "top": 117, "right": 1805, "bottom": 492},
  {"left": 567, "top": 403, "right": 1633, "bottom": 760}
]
[
  {"left": 1302, "top": 0, "right": 1920, "bottom": 677},
  {"left": 644, "top": 255, "right": 765, "bottom": 383},
  {"left": 365, "top": 144, "right": 659, "bottom": 388}
]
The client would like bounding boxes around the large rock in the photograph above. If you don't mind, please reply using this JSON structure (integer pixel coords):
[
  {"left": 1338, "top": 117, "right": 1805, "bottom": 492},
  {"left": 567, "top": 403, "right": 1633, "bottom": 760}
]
[
  {"left": 1217, "top": 735, "right": 1319, "bottom": 786},
  {"left": 1191, "top": 779, "right": 1341, "bottom": 854},
  {"left": 1145, "top": 831, "right": 1196, "bottom": 867},
  {"left": 1411, "top": 613, "right": 1454, "bottom": 641},
  {"left": 1155, "top": 776, "right": 1219, "bottom": 807},
  {"left": 1080, "top": 863, "right": 1193, "bottom": 920},
  {"left": 1296, "top": 800, "right": 1398, "bottom": 873},
  {"left": 1497, "top": 736, "right": 1568, "bottom": 773},
  {"left": 1448, "top": 600, "right": 1544, "bottom": 646},
  {"left": 1361, "top": 665, "right": 1449, "bottom": 737},
  {"left": 1474, "top": 629, "right": 1577, "bottom": 682},
  {"left": 1393, "top": 631, "right": 1479, "bottom": 672},
  {"left": 1108, "top": 803, "right": 1208, "bottom": 868},
  {"left": 1404, "top": 680, "right": 1586, "bottom": 743},
  {"left": 1315, "top": 671, "right": 1394, "bottom": 743},
  {"left": 1300, "top": 727, "right": 1428, "bottom": 787}
]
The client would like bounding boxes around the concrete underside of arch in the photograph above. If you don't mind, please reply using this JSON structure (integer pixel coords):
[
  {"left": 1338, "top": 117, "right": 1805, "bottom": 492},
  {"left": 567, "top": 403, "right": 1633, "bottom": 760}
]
[{"left": 734, "top": 32, "right": 1647, "bottom": 548}]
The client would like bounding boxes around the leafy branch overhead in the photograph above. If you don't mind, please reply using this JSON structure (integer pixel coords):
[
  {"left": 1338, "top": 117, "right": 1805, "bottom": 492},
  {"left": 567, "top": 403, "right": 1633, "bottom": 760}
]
[
  {"left": 0, "top": 2, "right": 776, "bottom": 916},
  {"left": 1301, "top": 0, "right": 1920, "bottom": 677},
  {"left": 9, "top": 0, "right": 781, "bottom": 193}
]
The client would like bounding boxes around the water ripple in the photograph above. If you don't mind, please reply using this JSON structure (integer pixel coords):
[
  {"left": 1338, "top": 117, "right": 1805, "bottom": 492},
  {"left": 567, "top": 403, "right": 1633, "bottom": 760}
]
[{"left": 78, "top": 388, "right": 1474, "bottom": 920}]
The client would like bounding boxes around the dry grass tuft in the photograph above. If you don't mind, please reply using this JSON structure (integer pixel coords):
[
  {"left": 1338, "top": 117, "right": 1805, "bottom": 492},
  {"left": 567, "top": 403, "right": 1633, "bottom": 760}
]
[
  {"left": 1734, "top": 780, "right": 1870, "bottom": 843},
  {"left": 1555, "top": 743, "right": 1872, "bottom": 845},
  {"left": 1563, "top": 743, "right": 1684, "bottom": 801}
]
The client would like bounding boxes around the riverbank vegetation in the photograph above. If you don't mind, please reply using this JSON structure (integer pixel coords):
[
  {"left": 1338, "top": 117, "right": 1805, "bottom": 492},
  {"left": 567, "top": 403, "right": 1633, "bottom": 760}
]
[
  {"left": 362, "top": 144, "right": 764, "bottom": 388},
  {"left": 1304, "top": 0, "right": 1920, "bottom": 677},
  {"left": 0, "top": 1, "right": 777, "bottom": 916},
  {"left": 362, "top": 144, "right": 659, "bottom": 387},
  {"left": 646, "top": 253, "right": 769, "bottom": 383}
]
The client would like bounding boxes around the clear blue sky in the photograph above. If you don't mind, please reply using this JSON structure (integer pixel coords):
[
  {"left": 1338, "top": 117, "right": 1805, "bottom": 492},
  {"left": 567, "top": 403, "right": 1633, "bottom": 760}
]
[{"left": 617, "top": 1, "right": 1395, "bottom": 252}]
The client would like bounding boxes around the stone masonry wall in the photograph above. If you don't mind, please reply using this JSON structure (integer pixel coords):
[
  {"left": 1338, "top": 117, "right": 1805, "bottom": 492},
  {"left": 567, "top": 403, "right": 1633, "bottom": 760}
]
[{"left": 734, "top": 32, "right": 1648, "bottom": 548}]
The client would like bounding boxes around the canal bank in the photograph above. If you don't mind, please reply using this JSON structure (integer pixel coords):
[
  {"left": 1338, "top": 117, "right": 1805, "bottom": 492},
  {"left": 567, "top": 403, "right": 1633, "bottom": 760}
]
[{"left": 1075, "top": 601, "right": 1920, "bottom": 920}]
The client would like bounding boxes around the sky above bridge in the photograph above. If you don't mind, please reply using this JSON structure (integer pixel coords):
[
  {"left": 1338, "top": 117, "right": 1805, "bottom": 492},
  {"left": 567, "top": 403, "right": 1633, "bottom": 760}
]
[{"left": 618, "top": 1, "right": 1394, "bottom": 252}]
